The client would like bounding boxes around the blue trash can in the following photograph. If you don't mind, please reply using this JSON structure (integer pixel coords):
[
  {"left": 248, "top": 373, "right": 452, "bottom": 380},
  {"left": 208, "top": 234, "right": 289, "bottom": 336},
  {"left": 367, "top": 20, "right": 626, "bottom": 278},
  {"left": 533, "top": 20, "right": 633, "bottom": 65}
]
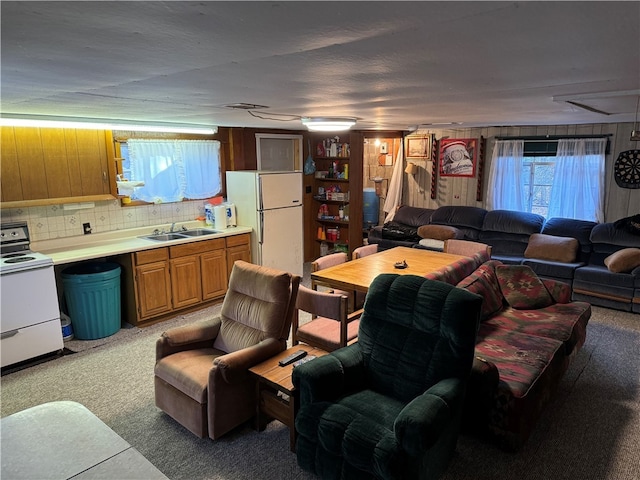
[
  {"left": 363, "top": 188, "right": 379, "bottom": 228},
  {"left": 62, "top": 262, "right": 121, "bottom": 340}
]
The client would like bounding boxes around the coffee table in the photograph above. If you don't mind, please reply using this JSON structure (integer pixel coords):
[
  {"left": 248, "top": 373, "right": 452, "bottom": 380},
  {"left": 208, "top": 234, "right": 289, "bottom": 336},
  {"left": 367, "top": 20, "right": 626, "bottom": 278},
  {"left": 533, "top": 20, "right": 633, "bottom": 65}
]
[
  {"left": 249, "top": 344, "right": 328, "bottom": 452},
  {"left": 311, "top": 246, "right": 466, "bottom": 294}
]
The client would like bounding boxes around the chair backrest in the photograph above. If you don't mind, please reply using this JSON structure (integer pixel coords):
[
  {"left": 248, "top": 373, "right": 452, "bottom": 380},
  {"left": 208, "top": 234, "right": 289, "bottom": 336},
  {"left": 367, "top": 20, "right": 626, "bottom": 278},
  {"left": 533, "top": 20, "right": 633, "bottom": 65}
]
[
  {"left": 444, "top": 239, "right": 492, "bottom": 261},
  {"left": 293, "top": 285, "right": 349, "bottom": 348},
  {"left": 352, "top": 244, "right": 378, "bottom": 260},
  {"left": 213, "top": 260, "right": 300, "bottom": 353},
  {"left": 311, "top": 252, "right": 348, "bottom": 272},
  {"left": 357, "top": 274, "right": 482, "bottom": 403}
]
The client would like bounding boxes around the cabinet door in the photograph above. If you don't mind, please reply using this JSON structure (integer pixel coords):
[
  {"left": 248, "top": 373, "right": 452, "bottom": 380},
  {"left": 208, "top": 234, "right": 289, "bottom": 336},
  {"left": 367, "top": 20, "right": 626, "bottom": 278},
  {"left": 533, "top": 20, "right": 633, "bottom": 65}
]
[
  {"left": 136, "top": 261, "right": 172, "bottom": 319},
  {"left": 226, "top": 243, "right": 251, "bottom": 276},
  {"left": 201, "top": 249, "right": 228, "bottom": 300},
  {"left": 0, "top": 126, "right": 111, "bottom": 203},
  {"left": 170, "top": 255, "right": 203, "bottom": 309}
]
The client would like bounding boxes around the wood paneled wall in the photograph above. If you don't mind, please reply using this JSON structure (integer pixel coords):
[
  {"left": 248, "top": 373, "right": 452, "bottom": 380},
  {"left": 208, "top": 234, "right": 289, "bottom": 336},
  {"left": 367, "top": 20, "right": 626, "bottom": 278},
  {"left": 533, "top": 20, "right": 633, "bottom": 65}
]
[{"left": 402, "top": 122, "right": 640, "bottom": 222}]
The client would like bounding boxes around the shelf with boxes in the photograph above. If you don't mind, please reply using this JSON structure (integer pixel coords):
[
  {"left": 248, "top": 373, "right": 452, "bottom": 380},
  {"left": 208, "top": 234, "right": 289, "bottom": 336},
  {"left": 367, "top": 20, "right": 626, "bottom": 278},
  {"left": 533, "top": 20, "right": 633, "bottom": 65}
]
[{"left": 311, "top": 132, "right": 363, "bottom": 258}]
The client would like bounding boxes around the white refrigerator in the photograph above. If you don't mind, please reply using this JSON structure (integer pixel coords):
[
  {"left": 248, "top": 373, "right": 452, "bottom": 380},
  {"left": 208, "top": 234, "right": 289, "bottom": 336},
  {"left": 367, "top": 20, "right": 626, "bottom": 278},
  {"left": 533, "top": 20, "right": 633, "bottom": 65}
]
[{"left": 226, "top": 171, "right": 303, "bottom": 276}]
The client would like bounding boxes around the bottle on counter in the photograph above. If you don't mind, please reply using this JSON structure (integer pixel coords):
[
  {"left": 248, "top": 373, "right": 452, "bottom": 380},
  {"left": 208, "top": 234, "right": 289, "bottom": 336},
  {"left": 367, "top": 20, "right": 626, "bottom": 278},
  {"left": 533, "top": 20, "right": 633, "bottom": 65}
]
[{"left": 205, "top": 204, "right": 214, "bottom": 226}]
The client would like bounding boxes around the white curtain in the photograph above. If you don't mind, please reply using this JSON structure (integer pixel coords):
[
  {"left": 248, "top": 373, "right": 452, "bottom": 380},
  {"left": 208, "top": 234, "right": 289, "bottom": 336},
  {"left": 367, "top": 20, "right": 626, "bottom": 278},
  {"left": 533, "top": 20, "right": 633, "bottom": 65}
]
[
  {"left": 129, "top": 139, "right": 220, "bottom": 203},
  {"left": 486, "top": 140, "right": 525, "bottom": 211},
  {"left": 383, "top": 142, "right": 405, "bottom": 222},
  {"left": 548, "top": 138, "right": 606, "bottom": 222}
]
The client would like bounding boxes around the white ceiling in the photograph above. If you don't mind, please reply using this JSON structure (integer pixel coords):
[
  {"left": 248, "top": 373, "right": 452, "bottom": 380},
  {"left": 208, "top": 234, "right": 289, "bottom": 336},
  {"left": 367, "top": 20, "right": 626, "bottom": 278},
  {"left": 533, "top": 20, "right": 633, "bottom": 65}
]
[{"left": 2, "top": 1, "right": 639, "bottom": 132}]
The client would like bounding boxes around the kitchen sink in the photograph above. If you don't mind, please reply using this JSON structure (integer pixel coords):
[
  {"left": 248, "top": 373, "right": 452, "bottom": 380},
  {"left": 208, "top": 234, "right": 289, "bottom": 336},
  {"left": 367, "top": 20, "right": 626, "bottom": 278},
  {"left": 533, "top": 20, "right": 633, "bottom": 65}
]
[
  {"left": 179, "top": 228, "right": 220, "bottom": 236},
  {"left": 140, "top": 233, "right": 189, "bottom": 242}
]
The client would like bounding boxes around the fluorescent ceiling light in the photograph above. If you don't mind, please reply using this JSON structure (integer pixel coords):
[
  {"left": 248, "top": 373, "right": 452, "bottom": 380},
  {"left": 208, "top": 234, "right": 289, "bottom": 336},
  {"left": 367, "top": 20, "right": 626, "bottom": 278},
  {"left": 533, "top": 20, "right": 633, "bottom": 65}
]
[
  {"left": 0, "top": 116, "right": 217, "bottom": 135},
  {"left": 301, "top": 117, "right": 357, "bottom": 132}
]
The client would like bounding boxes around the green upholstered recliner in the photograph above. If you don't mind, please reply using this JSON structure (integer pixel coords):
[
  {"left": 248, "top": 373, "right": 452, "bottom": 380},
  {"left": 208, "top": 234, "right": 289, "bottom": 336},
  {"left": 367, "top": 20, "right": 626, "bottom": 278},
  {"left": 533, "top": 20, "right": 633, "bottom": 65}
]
[{"left": 292, "top": 274, "right": 482, "bottom": 480}]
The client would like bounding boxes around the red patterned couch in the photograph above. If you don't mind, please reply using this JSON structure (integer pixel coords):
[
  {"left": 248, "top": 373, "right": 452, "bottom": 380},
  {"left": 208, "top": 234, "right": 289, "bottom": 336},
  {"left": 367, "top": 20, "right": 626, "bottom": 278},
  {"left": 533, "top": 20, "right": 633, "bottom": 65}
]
[{"left": 427, "top": 259, "right": 591, "bottom": 450}]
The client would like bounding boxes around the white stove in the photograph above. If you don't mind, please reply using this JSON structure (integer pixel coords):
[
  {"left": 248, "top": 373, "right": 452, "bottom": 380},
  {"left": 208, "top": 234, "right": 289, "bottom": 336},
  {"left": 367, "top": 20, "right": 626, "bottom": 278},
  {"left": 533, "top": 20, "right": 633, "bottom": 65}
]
[{"left": 1, "top": 221, "right": 63, "bottom": 368}]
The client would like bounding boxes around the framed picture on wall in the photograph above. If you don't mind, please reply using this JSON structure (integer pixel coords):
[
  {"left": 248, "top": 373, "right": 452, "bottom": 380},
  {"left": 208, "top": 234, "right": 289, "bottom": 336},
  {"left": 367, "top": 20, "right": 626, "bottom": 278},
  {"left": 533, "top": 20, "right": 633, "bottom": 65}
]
[
  {"left": 406, "top": 135, "right": 433, "bottom": 159},
  {"left": 439, "top": 138, "right": 477, "bottom": 177}
]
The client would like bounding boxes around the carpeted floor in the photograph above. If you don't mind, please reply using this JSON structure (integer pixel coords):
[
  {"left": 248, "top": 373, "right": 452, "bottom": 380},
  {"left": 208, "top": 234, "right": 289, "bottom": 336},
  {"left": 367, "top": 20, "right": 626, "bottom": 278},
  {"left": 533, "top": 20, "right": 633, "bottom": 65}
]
[{"left": 1, "top": 293, "right": 639, "bottom": 479}]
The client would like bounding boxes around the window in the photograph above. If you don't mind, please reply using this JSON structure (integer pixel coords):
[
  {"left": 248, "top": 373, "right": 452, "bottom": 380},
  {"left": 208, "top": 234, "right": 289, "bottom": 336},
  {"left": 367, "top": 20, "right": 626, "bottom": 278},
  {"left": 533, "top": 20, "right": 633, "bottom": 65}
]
[
  {"left": 121, "top": 139, "right": 221, "bottom": 203},
  {"left": 487, "top": 138, "right": 607, "bottom": 222},
  {"left": 523, "top": 156, "right": 555, "bottom": 217}
]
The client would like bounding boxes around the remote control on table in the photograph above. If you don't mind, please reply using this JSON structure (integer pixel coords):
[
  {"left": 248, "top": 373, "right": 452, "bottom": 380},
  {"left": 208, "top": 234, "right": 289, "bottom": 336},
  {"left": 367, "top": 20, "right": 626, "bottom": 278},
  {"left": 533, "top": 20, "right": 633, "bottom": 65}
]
[{"left": 279, "top": 350, "right": 307, "bottom": 367}]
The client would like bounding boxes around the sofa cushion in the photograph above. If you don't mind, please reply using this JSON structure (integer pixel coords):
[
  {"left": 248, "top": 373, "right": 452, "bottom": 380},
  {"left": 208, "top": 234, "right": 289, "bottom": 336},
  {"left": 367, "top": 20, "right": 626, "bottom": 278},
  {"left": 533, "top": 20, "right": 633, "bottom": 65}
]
[
  {"left": 393, "top": 205, "right": 436, "bottom": 228},
  {"left": 522, "top": 259, "right": 583, "bottom": 281},
  {"left": 479, "top": 210, "right": 545, "bottom": 257},
  {"left": 456, "top": 260, "right": 505, "bottom": 321},
  {"left": 604, "top": 248, "right": 640, "bottom": 273},
  {"left": 541, "top": 217, "right": 596, "bottom": 262},
  {"left": 496, "top": 265, "right": 553, "bottom": 309},
  {"left": 590, "top": 222, "right": 640, "bottom": 248},
  {"left": 524, "top": 233, "right": 579, "bottom": 263},
  {"left": 483, "top": 302, "right": 590, "bottom": 356},
  {"left": 417, "top": 224, "right": 462, "bottom": 240},
  {"left": 430, "top": 206, "right": 487, "bottom": 240}
]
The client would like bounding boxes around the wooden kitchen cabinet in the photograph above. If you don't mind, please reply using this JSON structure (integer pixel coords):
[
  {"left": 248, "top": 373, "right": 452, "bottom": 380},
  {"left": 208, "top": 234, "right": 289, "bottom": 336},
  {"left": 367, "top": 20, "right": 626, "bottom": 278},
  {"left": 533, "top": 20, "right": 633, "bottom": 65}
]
[
  {"left": 225, "top": 233, "right": 251, "bottom": 276},
  {"left": 169, "top": 238, "right": 227, "bottom": 309},
  {"left": 134, "top": 249, "right": 172, "bottom": 320},
  {"left": 114, "top": 233, "right": 249, "bottom": 326},
  {"left": 0, "top": 127, "right": 115, "bottom": 207}
]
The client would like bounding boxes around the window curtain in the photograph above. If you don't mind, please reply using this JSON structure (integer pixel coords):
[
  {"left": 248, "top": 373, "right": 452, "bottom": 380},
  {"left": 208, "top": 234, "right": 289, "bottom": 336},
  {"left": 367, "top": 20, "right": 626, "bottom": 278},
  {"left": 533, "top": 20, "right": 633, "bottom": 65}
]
[
  {"left": 129, "top": 139, "right": 220, "bottom": 203},
  {"left": 486, "top": 140, "right": 525, "bottom": 211},
  {"left": 548, "top": 138, "right": 606, "bottom": 222}
]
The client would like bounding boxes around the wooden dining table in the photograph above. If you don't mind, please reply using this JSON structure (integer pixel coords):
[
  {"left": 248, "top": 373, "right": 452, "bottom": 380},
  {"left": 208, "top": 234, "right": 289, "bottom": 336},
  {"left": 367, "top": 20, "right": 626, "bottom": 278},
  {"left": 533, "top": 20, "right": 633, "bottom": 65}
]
[{"left": 311, "top": 246, "right": 467, "bottom": 294}]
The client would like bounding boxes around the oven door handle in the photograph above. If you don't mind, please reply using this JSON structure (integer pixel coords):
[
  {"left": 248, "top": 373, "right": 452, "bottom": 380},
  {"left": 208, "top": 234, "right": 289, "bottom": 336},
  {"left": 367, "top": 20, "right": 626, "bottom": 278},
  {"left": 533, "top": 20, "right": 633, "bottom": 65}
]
[{"left": 1, "top": 329, "right": 20, "bottom": 339}]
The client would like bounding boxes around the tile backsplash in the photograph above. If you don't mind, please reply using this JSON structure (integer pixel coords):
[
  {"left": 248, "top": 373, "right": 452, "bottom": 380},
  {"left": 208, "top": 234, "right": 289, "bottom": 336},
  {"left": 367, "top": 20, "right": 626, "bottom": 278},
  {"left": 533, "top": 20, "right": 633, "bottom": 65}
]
[{"left": 1, "top": 199, "right": 206, "bottom": 241}]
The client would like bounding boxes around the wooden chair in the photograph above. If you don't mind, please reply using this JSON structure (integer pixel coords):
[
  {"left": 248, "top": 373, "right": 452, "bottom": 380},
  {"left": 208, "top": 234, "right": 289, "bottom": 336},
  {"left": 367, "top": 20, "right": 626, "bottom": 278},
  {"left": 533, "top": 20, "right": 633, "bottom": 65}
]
[
  {"left": 351, "top": 244, "right": 378, "bottom": 308},
  {"left": 352, "top": 244, "right": 378, "bottom": 260},
  {"left": 292, "top": 285, "right": 361, "bottom": 352},
  {"left": 311, "top": 252, "right": 353, "bottom": 309},
  {"left": 444, "top": 239, "right": 492, "bottom": 262}
]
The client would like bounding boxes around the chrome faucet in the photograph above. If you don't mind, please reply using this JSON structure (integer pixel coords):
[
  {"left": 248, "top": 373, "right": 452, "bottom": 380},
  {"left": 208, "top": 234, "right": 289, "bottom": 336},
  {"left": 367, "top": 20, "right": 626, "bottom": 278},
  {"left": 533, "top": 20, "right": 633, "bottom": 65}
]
[{"left": 170, "top": 222, "right": 177, "bottom": 232}]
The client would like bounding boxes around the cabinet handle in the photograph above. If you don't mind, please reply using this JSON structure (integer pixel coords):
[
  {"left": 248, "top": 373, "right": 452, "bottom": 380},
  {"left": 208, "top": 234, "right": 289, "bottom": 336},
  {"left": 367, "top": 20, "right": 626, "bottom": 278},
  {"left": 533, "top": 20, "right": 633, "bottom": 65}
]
[{"left": 103, "top": 171, "right": 107, "bottom": 182}]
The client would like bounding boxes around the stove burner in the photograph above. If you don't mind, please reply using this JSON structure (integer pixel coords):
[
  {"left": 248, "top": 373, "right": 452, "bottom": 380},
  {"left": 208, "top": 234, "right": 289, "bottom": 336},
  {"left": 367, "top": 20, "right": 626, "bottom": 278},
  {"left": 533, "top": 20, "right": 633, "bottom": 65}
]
[
  {"left": 4, "top": 256, "right": 37, "bottom": 264},
  {"left": 2, "top": 252, "right": 29, "bottom": 259}
]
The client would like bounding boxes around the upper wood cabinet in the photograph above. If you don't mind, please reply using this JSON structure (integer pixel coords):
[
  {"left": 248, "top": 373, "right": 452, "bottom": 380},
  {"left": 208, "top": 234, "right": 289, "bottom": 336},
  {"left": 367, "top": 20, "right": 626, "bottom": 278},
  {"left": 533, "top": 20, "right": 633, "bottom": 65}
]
[{"left": 0, "top": 127, "right": 116, "bottom": 206}]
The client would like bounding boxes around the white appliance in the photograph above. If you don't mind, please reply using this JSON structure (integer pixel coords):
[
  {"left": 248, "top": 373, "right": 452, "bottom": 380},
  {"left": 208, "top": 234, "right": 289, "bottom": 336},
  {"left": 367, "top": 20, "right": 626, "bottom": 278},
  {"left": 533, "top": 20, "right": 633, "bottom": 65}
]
[
  {"left": 226, "top": 171, "right": 303, "bottom": 276},
  {"left": 0, "top": 221, "right": 63, "bottom": 368}
]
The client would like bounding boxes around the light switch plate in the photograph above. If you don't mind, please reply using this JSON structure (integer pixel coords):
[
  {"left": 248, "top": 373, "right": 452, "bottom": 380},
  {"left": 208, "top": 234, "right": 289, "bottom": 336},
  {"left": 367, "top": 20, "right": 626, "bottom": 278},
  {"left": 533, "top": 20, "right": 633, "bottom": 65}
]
[{"left": 380, "top": 142, "right": 388, "bottom": 154}]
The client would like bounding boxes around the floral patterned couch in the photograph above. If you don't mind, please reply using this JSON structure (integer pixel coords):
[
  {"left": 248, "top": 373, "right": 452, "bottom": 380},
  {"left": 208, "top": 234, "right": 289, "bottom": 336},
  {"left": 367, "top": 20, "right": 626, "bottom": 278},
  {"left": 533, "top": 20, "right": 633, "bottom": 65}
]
[{"left": 426, "top": 259, "right": 591, "bottom": 450}]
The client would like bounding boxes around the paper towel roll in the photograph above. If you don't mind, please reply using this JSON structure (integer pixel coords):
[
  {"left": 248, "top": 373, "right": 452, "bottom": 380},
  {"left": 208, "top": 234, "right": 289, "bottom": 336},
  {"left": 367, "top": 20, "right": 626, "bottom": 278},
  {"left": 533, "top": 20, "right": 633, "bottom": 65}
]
[{"left": 214, "top": 205, "right": 227, "bottom": 230}]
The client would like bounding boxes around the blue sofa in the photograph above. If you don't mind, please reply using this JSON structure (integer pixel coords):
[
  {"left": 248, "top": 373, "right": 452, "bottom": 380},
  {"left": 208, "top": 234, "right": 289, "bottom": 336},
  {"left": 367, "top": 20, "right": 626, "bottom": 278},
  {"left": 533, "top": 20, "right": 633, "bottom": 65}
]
[{"left": 368, "top": 205, "right": 640, "bottom": 312}]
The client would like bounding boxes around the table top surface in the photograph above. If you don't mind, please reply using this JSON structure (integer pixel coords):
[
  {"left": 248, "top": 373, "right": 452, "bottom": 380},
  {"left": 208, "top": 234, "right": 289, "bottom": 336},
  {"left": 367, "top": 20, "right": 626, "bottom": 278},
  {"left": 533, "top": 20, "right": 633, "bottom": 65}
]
[
  {"left": 310, "top": 246, "right": 466, "bottom": 293},
  {"left": 249, "top": 345, "right": 328, "bottom": 393}
]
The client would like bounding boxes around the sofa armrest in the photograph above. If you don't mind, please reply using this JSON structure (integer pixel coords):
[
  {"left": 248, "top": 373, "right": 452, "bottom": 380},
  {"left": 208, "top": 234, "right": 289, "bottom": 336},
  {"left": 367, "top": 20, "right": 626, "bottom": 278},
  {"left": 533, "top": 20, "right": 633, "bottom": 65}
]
[
  {"left": 156, "top": 317, "right": 222, "bottom": 360},
  {"left": 542, "top": 278, "right": 572, "bottom": 303},
  {"left": 394, "top": 377, "right": 466, "bottom": 456},
  {"left": 292, "top": 344, "right": 365, "bottom": 404},
  {"left": 213, "top": 337, "right": 284, "bottom": 384}
]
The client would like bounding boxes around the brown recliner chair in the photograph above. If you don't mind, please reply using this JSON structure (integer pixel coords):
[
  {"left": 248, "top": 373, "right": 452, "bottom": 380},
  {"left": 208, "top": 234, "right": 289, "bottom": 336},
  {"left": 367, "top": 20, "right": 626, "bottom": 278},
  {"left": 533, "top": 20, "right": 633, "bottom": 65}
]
[{"left": 154, "top": 260, "right": 300, "bottom": 440}]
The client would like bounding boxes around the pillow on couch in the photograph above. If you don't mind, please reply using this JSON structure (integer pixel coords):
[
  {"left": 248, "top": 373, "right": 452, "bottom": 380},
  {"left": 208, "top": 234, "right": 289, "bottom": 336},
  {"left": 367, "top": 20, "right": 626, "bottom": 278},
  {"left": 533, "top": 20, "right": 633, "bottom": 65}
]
[
  {"left": 604, "top": 248, "right": 640, "bottom": 273},
  {"left": 417, "top": 224, "right": 462, "bottom": 240},
  {"left": 524, "top": 233, "right": 579, "bottom": 263},
  {"left": 457, "top": 261, "right": 504, "bottom": 320},
  {"left": 496, "top": 265, "right": 553, "bottom": 309}
]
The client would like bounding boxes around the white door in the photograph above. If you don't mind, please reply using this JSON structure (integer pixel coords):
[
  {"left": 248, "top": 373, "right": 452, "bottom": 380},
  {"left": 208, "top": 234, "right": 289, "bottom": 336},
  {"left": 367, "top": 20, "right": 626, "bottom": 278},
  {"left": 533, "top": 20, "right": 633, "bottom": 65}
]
[{"left": 259, "top": 206, "right": 303, "bottom": 276}]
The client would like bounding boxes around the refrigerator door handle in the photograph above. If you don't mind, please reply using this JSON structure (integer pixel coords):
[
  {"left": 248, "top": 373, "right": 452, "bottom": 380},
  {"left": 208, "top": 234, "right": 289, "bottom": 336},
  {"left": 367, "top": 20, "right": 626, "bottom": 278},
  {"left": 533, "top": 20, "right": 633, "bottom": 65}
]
[{"left": 258, "top": 211, "right": 264, "bottom": 244}]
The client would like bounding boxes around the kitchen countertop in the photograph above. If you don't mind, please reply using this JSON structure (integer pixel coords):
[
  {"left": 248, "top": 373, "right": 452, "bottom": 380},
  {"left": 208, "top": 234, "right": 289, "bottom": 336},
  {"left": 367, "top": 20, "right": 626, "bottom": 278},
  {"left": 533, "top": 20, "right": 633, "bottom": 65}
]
[{"left": 31, "top": 221, "right": 252, "bottom": 265}]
